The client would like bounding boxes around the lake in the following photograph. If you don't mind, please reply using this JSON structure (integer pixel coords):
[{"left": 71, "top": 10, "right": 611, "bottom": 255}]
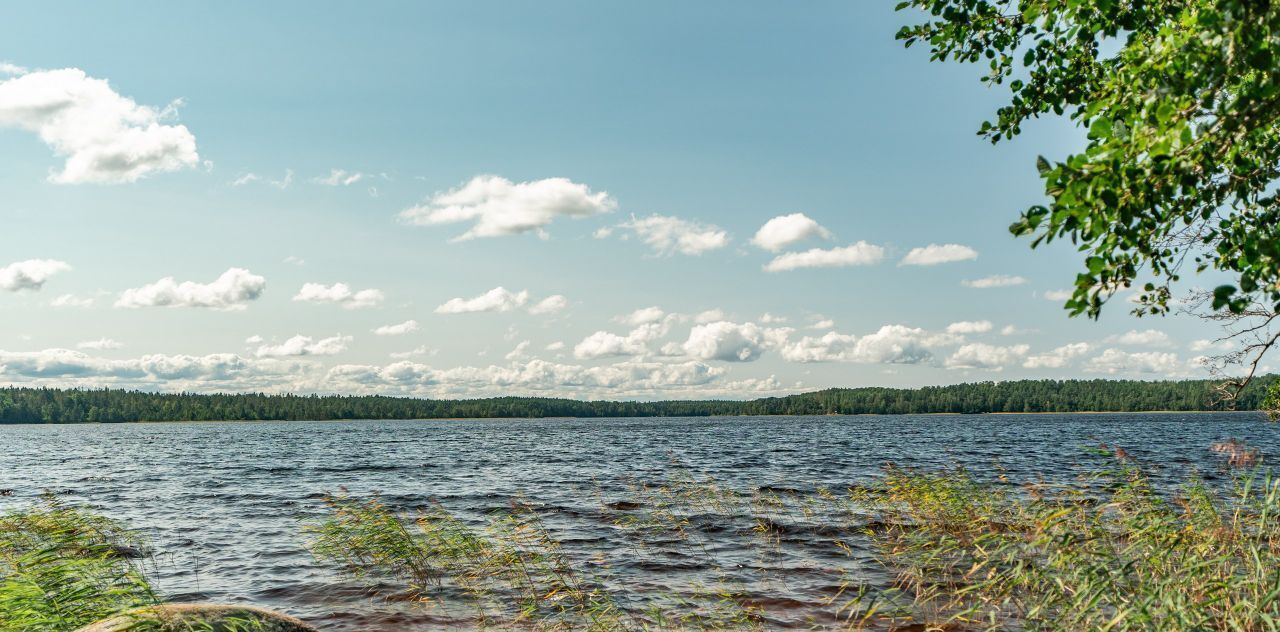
[{"left": 0, "top": 413, "right": 1272, "bottom": 629}]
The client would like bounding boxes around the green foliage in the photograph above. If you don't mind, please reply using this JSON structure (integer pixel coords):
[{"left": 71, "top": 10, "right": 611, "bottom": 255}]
[
  {"left": 0, "top": 377, "right": 1273, "bottom": 423},
  {"left": 860, "top": 458, "right": 1280, "bottom": 630},
  {"left": 897, "top": 1, "right": 1280, "bottom": 320},
  {"left": 0, "top": 499, "right": 156, "bottom": 631},
  {"left": 1263, "top": 379, "right": 1280, "bottom": 421}
]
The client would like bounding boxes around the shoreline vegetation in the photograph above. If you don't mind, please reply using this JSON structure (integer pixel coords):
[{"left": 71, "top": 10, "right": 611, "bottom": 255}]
[
  {"left": 5, "top": 448, "right": 1279, "bottom": 630},
  {"left": 0, "top": 377, "right": 1276, "bottom": 424}
]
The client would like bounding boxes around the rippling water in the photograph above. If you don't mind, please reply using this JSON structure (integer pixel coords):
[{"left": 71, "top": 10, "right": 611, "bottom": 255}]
[{"left": 1, "top": 413, "right": 1273, "bottom": 629}]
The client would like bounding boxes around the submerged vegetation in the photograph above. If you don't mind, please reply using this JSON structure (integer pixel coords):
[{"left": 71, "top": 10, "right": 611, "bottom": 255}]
[{"left": 1, "top": 376, "right": 1277, "bottom": 423}]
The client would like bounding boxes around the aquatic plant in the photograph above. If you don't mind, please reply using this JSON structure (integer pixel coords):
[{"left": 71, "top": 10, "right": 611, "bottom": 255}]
[
  {"left": 858, "top": 453, "right": 1280, "bottom": 630},
  {"left": 0, "top": 498, "right": 156, "bottom": 631}
]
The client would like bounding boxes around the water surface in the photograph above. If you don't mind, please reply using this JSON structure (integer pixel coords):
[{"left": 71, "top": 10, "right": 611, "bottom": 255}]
[{"left": 1, "top": 413, "right": 1271, "bottom": 629}]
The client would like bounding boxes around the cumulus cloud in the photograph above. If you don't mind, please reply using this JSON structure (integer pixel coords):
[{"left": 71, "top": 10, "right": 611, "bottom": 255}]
[
  {"left": 1043, "top": 289, "right": 1074, "bottom": 301},
  {"left": 0, "top": 68, "right": 199, "bottom": 183},
  {"left": 293, "top": 282, "right": 384, "bottom": 309},
  {"left": 694, "top": 309, "right": 727, "bottom": 324},
  {"left": 528, "top": 294, "right": 569, "bottom": 315},
  {"left": 314, "top": 169, "right": 364, "bottom": 186},
  {"left": 1106, "top": 329, "right": 1172, "bottom": 347},
  {"left": 945, "top": 320, "right": 993, "bottom": 335},
  {"left": 116, "top": 268, "right": 266, "bottom": 310},
  {"left": 945, "top": 343, "right": 1031, "bottom": 370},
  {"left": 780, "top": 325, "right": 956, "bottom": 364},
  {"left": 373, "top": 320, "right": 419, "bottom": 336},
  {"left": 0, "top": 259, "right": 70, "bottom": 291},
  {"left": 963, "top": 275, "right": 1027, "bottom": 288},
  {"left": 399, "top": 175, "right": 616, "bottom": 240},
  {"left": 435, "top": 287, "right": 529, "bottom": 314},
  {"left": 0, "top": 348, "right": 261, "bottom": 383},
  {"left": 682, "top": 321, "right": 790, "bottom": 363},
  {"left": 323, "top": 358, "right": 751, "bottom": 399},
  {"left": 1023, "top": 342, "right": 1091, "bottom": 369},
  {"left": 505, "top": 341, "right": 532, "bottom": 361},
  {"left": 1086, "top": 349, "right": 1184, "bottom": 375},
  {"left": 254, "top": 334, "right": 351, "bottom": 358},
  {"left": 77, "top": 338, "right": 123, "bottom": 351},
  {"left": 810, "top": 319, "right": 835, "bottom": 330},
  {"left": 608, "top": 214, "right": 730, "bottom": 256},
  {"left": 763, "top": 242, "right": 885, "bottom": 272},
  {"left": 574, "top": 323, "right": 671, "bottom": 360},
  {"left": 1190, "top": 339, "right": 1234, "bottom": 353},
  {"left": 900, "top": 244, "right": 978, "bottom": 266},
  {"left": 750, "top": 213, "right": 831, "bottom": 252},
  {"left": 51, "top": 293, "right": 94, "bottom": 308},
  {"left": 390, "top": 345, "right": 437, "bottom": 359},
  {"left": 616, "top": 306, "right": 667, "bottom": 327}
]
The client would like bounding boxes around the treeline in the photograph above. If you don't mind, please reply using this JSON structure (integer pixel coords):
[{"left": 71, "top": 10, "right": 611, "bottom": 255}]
[{"left": 0, "top": 377, "right": 1273, "bottom": 423}]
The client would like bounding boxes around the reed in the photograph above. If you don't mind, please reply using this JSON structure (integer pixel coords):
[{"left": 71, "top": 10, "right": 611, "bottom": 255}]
[
  {"left": 0, "top": 497, "right": 156, "bottom": 631},
  {"left": 858, "top": 451, "right": 1280, "bottom": 630}
]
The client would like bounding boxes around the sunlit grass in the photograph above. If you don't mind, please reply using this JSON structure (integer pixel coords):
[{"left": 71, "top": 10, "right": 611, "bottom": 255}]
[{"left": 0, "top": 497, "right": 156, "bottom": 631}]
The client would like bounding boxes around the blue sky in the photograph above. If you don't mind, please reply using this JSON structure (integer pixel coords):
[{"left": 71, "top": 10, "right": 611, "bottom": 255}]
[{"left": 0, "top": 2, "right": 1242, "bottom": 399}]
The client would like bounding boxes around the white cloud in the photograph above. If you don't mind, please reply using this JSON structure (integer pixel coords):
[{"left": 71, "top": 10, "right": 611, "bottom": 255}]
[
  {"left": 574, "top": 323, "right": 671, "bottom": 360},
  {"left": 0, "top": 259, "right": 70, "bottom": 291},
  {"left": 1043, "top": 289, "right": 1074, "bottom": 301},
  {"left": 0, "top": 348, "right": 263, "bottom": 383},
  {"left": 1023, "top": 342, "right": 1091, "bottom": 369},
  {"left": 77, "top": 338, "right": 123, "bottom": 351},
  {"left": 50, "top": 293, "right": 94, "bottom": 308},
  {"left": 945, "top": 320, "right": 993, "bottom": 335},
  {"left": 963, "top": 275, "right": 1027, "bottom": 288},
  {"left": 616, "top": 306, "right": 667, "bottom": 327},
  {"left": 505, "top": 341, "right": 532, "bottom": 361},
  {"left": 373, "top": 320, "right": 419, "bottom": 336},
  {"left": 399, "top": 175, "right": 616, "bottom": 240},
  {"left": 283, "top": 255, "right": 305, "bottom": 266},
  {"left": 810, "top": 319, "right": 835, "bottom": 330},
  {"left": 390, "top": 345, "right": 437, "bottom": 359},
  {"left": 759, "top": 313, "right": 788, "bottom": 324},
  {"left": 545, "top": 341, "right": 565, "bottom": 352},
  {"left": 293, "top": 282, "right": 384, "bottom": 310},
  {"left": 255, "top": 334, "right": 351, "bottom": 358},
  {"left": 230, "top": 173, "right": 259, "bottom": 186},
  {"left": 0, "top": 63, "right": 27, "bottom": 76},
  {"left": 116, "top": 268, "right": 266, "bottom": 310},
  {"left": 314, "top": 168, "right": 364, "bottom": 186},
  {"left": 945, "top": 343, "right": 1030, "bottom": 370},
  {"left": 1085, "top": 349, "right": 1184, "bottom": 375},
  {"left": 694, "top": 309, "right": 727, "bottom": 324},
  {"left": 0, "top": 68, "right": 198, "bottom": 183},
  {"left": 750, "top": 213, "right": 831, "bottom": 252},
  {"left": 900, "top": 244, "right": 979, "bottom": 266},
  {"left": 528, "top": 294, "right": 569, "bottom": 315},
  {"left": 1105, "top": 329, "right": 1172, "bottom": 347},
  {"left": 605, "top": 214, "right": 730, "bottom": 256},
  {"left": 780, "top": 325, "right": 956, "bottom": 364},
  {"left": 682, "top": 321, "right": 790, "bottom": 363},
  {"left": 435, "top": 287, "right": 529, "bottom": 314},
  {"left": 324, "top": 358, "right": 734, "bottom": 399},
  {"left": 1190, "top": 339, "right": 1234, "bottom": 353},
  {"left": 763, "top": 242, "right": 885, "bottom": 272}
]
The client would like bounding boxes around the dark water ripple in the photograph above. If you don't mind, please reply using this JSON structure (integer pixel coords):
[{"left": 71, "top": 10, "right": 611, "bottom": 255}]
[{"left": 0, "top": 413, "right": 1275, "bottom": 629}]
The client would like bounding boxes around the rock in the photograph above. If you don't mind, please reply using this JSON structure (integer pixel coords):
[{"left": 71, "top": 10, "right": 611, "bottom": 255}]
[{"left": 77, "top": 603, "right": 318, "bottom": 632}]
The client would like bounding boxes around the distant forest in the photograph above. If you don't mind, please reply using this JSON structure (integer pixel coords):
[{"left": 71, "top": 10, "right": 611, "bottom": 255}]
[{"left": 0, "top": 377, "right": 1274, "bottom": 423}]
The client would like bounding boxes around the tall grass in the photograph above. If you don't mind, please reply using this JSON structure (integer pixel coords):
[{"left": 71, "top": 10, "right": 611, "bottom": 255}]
[
  {"left": 308, "top": 448, "right": 1280, "bottom": 631},
  {"left": 0, "top": 497, "right": 156, "bottom": 631},
  {"left": 857, "top": 449, "right": 1280, "bottom": 630}
]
